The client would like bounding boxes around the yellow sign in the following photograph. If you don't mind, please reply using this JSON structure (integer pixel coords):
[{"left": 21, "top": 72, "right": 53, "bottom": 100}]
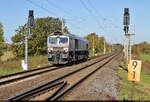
[{"left": 128, "top": 60, "right": 142, "bottom": 82}]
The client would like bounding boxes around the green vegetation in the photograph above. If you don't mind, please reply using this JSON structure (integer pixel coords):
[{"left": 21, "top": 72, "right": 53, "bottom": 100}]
[
  {"left": 84, "top": 33, "right": 123, "bottom": 56},
  {"left": 132, "top": 42, "right": 150, "bottom": 55},
  {"left": 0, "top": 67, "right": 23, "bottom": 76},
  {"left": 0, "top": 17, "right": 123, "bottom": 76},
  {"left": 0, "top": 51, "right": 16, "bottom": 62},
  {"left": 0, "top": 55, "right": 50, "bottom": 76},
  {"left": 119, "top": 62, "right": 150, "bottom": 100},
  {"left": 85, "top": 33, "right": 112, "bottom": 54},
  {"left": 139, "top": 54, "right": 150, "bottom": 63},
  {"left": 0, "top": 22, "right": 5, "bottom": 57},
  {"left": 11, "top": 17, "right": 68, "bottom": 57}
]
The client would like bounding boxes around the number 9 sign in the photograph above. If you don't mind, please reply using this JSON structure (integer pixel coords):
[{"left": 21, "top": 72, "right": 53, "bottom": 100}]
[{"left": 128, "top": 60, "right": 142, "bottom": 82}]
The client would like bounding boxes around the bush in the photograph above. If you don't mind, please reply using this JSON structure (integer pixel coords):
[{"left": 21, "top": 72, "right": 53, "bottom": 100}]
[{"left": 0, "top": 51, "right": 16, "bottom": 62}]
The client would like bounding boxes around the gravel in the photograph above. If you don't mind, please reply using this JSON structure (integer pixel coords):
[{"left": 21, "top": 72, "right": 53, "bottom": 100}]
[
  {"left": 76, "top": 68, "right": 120, "bottom": 100},
  {"left": 0, "top": 54, "right": 121, "bottom": 101},
  {"left": 61, "top": 54, "right": 122, "bottom": 101},
  {"left": 0, "top": 55, "right": 102, "bottom": 100}
]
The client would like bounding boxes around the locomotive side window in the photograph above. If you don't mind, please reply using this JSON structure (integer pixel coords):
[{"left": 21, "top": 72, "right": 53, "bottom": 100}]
[
  {"left": 59, "top": 37, "right": 68, "bottom": 44},
  {"left": 75, "top": 39, "right": 78, "bottom": 49},
  {"left": 49, "top": 37, "right": 57, "bottom": 44},
  {"left": 86, "top": 44, "right": 88, "bottom": 49},
  {"left": 70, "top": 38, "right": 73, "bottom": 49}
]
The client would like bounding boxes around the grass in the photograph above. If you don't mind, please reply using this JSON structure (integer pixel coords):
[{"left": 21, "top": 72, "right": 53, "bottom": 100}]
[
  {"left": 0, "top": 51, "right": 16, "bottom": 62},
  {"left": 89, "top": 51, "right": 107, "bottom": 57},
  {"left": 119, "top": 63, "right": 150, "bottom": 100},
  {"left": 0, "top": 51, "right": 104, "bottom": 76},
  {"left": 0, "top": 55, "right": 50, "bottom": 76},
  {"left": 139, "top": 54, "right": 150, "bottom": 63},
  {"left": 0, "top": 67, "right": 23, "bottom": 76}
]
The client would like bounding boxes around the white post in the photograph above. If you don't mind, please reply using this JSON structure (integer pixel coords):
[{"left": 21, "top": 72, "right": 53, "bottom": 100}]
[
  {"left": 23, "top": 10, "right": 34, "bottom": 71},
  {"left": 24, "top": 24, "right": 28, "bottom": 70},
  {"left": 93, "top": 35, "right": 95, "bottom": 56},
  {"left": 104, "top": 38, "right": 106, "bottom": 54}
]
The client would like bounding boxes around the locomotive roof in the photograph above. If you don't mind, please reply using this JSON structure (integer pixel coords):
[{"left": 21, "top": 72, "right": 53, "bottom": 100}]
[
  {"left": 69, "top": 33, "right": 89, "bottom": 43},
  {"left": 48, "top": 31, "right": 89, "bottom": 43}
]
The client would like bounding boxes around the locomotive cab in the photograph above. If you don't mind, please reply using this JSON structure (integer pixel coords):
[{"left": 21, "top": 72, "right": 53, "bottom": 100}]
[{"left": 47, "top": 32, "right": 69, "bottom": 64}]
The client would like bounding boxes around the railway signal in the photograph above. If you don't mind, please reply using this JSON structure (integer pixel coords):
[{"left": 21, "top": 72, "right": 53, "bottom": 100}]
[
  {"left": 22, "top": 10, "right": 34, "bottom": 70},
  {"left": 123, "top": 8, "right": 138, "bottom": 99},
  {"left": 123, "top": 8, "right": 134, "bottom": 65},
  {"left": 123, "top": 8, "right": 130, "bottom": 34},
  {"left": 28, "top": 10, "right": 34, "bottom": 28}
]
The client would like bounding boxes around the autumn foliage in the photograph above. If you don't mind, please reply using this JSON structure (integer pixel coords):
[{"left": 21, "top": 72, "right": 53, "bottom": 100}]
[{"left": 132, "top": 42, "right": 150, "bottom": 55}]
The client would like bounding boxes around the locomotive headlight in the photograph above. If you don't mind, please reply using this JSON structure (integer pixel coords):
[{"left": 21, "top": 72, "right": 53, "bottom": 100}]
[
  {"left": 48, "top": 48, "right": 53, "bottom": 52},
  {"left": 63, "top": 48, "right": 68, "bottom": 52},
  {"left": 50, "top": 48, "right": 53, "bottom": 50}
]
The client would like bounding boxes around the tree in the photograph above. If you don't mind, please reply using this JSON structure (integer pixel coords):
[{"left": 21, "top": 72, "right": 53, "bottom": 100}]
[
  {"left": 11, "top": 17, "right": 68, "bottom": 57},
  {"left": 0, "top": 22, "right": 4, "bottom": 57},
  {"left": 98, "top": 36, "right": 105, "bottom": 52},
  {"left": 112, "top": 44, "right": 123, "bottom": 51},
  {"left": 85, "top": 33, "right": 111, "bottom": 55},
  {"left": 132, "top": 42, "right": 150, "bottom": 55},
  {"left": 85, "top": 33, "right": 99, "bottom": 54}
]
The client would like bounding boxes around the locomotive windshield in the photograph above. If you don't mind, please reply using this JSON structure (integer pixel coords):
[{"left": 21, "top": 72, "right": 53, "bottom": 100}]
[
  {"left": 59, "top": 37, "right": 68, "bottom": 44},
  {"left": 49, "top": 37, "right": 57, "bottom": 44},
  {"left": 49, "top": 37, "right": 68, "bottom": 44}
]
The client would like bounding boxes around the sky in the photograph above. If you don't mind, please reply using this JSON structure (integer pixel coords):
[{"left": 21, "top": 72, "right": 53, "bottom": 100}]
[{"left": 0, "top": 0, "right": 150, "bottom": 45}]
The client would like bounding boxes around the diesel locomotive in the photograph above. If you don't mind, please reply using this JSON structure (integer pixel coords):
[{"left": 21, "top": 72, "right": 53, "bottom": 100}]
[{"left": 47, "top": 31, "right": 89, "bottom": 64}]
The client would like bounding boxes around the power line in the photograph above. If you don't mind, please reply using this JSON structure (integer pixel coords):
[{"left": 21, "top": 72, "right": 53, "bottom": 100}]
[
  {"left": 79, "top": 0, "right": 104, "bottom": 33},
  {"left": 26, "top": 0, "right": 58, "bottom": 17},
  {"left": 80, "top": 0, "right": 119, "bottom": 44},
  {"left": 46, "top": 0, "right": 87, "bottom": 22},
  {"left": 26, "top": 0, "right": 121, "bottom": 43},
  {"left": 86, "top": 0, "right": 121, "bottom": 43},
  {"left": 26, "top": 0, "right": 88, "bottom": 33},
  {"left": 46, "top": 0, "right": 89, "bottom": 31},
  {"left": 87, "top": 0, "right": 122, "bottom": 33},
  {"left": 46, "top": 0, "right": 72, "bottom": 18},
  {"left": 87, "top": 0, "right": 122, "bottom": 30},
  {"left": 45, "top": 0, "right": 70, "bottom": 18},
  {"left": 45, "top": 0, "right": 89, "bottom": 33}
]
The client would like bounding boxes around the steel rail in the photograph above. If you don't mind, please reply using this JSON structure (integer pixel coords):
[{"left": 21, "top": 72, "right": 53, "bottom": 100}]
[
  {"left": 50, "top": 52, "right": 119, "bottom": 101},
  {"left": 0, "top": 53, "right": 107, "bottom": 79},
  {"left": 45, "top": 81, "right": 68, "bottom": 101},
  {"left": 6, "top": 52, "right": 115, "bottom": 101},
  {"left": 0, "top": 66, "right": 65, "bottom": 86},
  {"left": 0, "top": 65, "right": 53, "bottom": 79},
  {"left": 6, "top": 81, "right": 65, "bottom": 102},
  {"left": 0, "top": 53, "right": 110, "bottom": 86}
]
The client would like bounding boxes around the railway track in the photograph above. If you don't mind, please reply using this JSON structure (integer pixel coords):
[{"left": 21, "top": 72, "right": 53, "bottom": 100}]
[
  {"left": 0, "top": 53, "right": 108, "bottom": 86},
  {"left": 6, "top": 52, "right": 120, "bottom": 101},
  {"left": 0, "top": 65, "right": 67, "bottom": 86}
]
